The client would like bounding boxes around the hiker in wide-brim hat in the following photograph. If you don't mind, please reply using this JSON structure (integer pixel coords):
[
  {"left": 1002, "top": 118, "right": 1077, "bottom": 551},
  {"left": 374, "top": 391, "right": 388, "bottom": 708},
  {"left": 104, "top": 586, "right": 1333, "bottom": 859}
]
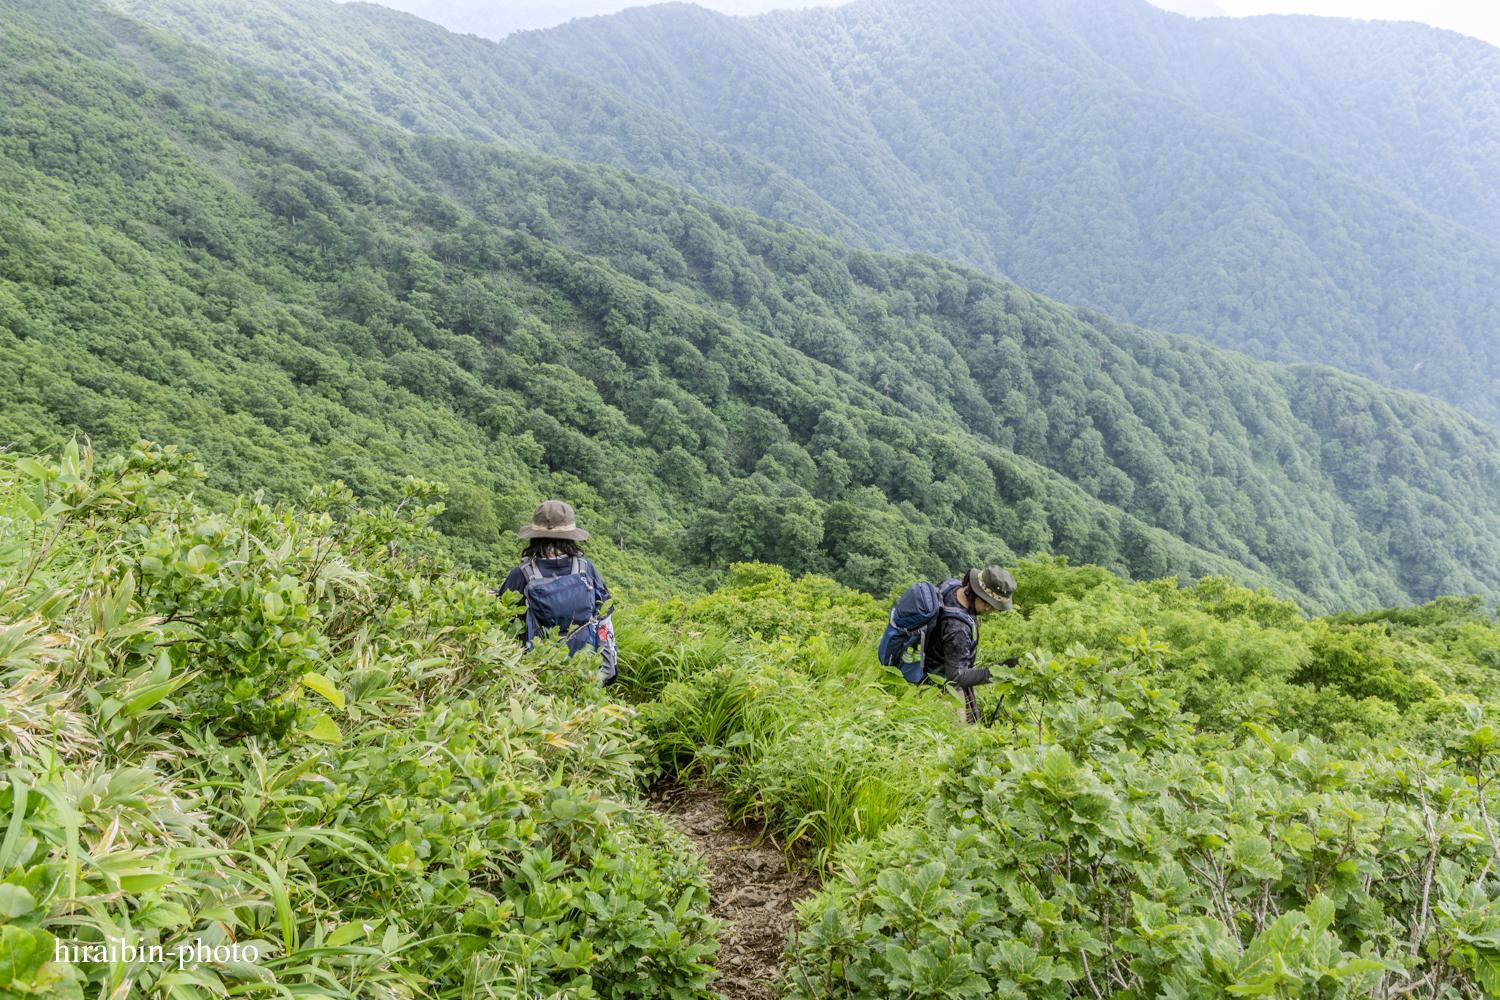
[
  {"left": 497, "top": 501, "right": 618, "bottom": 685},
  {"left": 517, "top": 499, "right": 590, "bottom": 541},
  {"left": 923, "top": 565, "right": 1016, "bottom": 723}
]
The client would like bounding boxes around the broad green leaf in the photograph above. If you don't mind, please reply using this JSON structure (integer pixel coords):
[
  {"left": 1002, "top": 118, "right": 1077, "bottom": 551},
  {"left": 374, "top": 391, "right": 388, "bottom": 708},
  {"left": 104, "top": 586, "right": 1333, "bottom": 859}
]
[
  {"left": 0, "top": 924, "right": 54, "bottom": 987},
  {"left": 305, "top": 713, "right": 342, "bottom": 744},
  {"left": 119, "top": 873, "right": 175, "bottom": 893},
  {"left": 325, "top": 923, "right": 369, "bottom": 947},
  {"left": 300, "top": 672, "right": 345, "bottom": 710},
  {"left": 0, "top": 885, "right": 35, "bottom": 920},
  {"left": 121, "top": 671, "right": 195, "bottom": 719},
  {"left": 386, "top": 841, "right": 419, "bottom": 873},
  {"left": 1307, "top": 894, "right": 1335, "bottom": 933},
  {"left": 15, "top": 492, "right": 40, "bottom": 523},
  {"left": 266, "top": 752, "right": 325, "bottom": 793},
  {"left": 1475, "top": 949, "right": 1500, "bottom": 997}
]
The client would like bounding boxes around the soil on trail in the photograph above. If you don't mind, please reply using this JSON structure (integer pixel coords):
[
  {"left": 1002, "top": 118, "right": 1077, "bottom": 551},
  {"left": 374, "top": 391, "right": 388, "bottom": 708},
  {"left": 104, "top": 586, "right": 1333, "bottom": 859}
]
[{"left": 652, "top": 785, "right": 816, "bottom": 1000}]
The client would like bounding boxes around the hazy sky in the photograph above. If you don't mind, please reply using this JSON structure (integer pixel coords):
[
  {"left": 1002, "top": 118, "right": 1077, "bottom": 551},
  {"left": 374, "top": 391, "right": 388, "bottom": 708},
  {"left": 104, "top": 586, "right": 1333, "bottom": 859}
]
[
  {"left": 1209, "top": 1, "right": 1498, "bottom": 48},
  {"left": 354, "top": 0, "right": 1500, "bottom": 48}
]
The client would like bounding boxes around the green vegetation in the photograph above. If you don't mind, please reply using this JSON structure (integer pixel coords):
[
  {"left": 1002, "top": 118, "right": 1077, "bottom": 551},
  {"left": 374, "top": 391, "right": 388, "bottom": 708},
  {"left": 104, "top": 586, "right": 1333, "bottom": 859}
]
[
  {"left": 616, "top": 558, "right": 1500, "bottom": 1000},
  {"left": 95, "top": 0, "right": 879, "bottom": 252},
  {"left": 9, "top": 5, "right": 1500, "bottom": 998},
  {"left": 0, "top": 442, "right": 718, "bottom": 999},
  {"left": 16, "top": 434, "right": 1500, "bottom": 998},
  {"left": 510, "top": 0, "right": 1500, "bottom": 424},
  {"left": 4, "top": 0, "right": 1500, "bottom": 611}
]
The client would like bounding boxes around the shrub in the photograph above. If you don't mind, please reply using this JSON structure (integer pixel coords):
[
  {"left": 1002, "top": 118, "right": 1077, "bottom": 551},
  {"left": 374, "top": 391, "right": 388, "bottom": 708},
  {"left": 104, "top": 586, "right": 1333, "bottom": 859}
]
[{"left": 785, "top": 638, "right": 1500, "bottom": 1000}]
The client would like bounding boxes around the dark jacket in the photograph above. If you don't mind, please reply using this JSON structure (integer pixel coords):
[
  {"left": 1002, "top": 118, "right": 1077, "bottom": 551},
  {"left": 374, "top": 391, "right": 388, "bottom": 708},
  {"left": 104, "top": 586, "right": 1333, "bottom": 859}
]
[
  {"left": 923, "top": 582, "right": 991, "bottom": 688},
  {"left": 497, "top": 556, "right": 612, "bottom": 610}
]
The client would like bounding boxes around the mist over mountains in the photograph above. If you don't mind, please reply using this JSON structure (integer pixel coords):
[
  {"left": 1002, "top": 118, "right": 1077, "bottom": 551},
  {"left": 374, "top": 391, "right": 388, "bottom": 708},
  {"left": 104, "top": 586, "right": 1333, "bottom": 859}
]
[
  {"left": 510, "top": 0, "right": 1500, "bottom": 423},
  {"left": 9, "top": 0, "right": 1500, "bottom": 612},
  {"left": 330, "top": 0, "right": 837, "bottom": 39},
  {"left": 104, "top": 0, "right": 884, "bottom": 251},
  {"left": 112, "top": 0, "right": 1500, "bottom": 426}
]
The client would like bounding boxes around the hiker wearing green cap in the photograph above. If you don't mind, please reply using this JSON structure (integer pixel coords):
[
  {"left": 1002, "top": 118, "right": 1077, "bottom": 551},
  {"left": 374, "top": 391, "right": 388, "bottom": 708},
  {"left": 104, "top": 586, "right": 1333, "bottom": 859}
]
[
  {"left": 496, "top": 500, "right": 618, "bottom": 686},
  {"left": 925, "top": 566, "right": 1017, "bottom": 724}
]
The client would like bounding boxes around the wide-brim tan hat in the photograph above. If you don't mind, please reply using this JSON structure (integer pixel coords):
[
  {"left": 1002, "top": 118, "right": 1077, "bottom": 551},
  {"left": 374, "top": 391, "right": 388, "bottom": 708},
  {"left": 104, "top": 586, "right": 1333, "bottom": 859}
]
[
  {"left": 968, "top": 566, "right": 1016, "bottom": 612},
  {"left": 518, "top": 500, "right": 589, "bottom": 541}
]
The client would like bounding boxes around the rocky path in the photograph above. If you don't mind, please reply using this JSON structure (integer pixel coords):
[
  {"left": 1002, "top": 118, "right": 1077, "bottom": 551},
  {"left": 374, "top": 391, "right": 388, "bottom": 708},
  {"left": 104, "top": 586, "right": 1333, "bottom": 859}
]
[{"left": 651, "top": 785, "right": 815, "bottom": 1000}]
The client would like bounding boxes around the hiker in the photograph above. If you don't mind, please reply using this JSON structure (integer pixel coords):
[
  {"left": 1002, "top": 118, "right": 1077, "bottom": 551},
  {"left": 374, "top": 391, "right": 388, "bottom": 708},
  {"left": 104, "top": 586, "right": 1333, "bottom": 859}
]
[
  {"left": 879, "top": 565, "right": 1016, "bottom": 723},
  {"left": 497, "top": 500, "right": 618, "bottom": 686}
]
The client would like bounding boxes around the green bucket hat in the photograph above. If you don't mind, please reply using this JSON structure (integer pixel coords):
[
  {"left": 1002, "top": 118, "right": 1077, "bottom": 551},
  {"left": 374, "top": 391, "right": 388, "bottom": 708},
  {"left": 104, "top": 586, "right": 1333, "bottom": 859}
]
[
  {"left": 518, "top": 500, "right": 589, "bottom": 541},
  {"left": 967, "top": 566, "right": 1016, "bottom": 612}
]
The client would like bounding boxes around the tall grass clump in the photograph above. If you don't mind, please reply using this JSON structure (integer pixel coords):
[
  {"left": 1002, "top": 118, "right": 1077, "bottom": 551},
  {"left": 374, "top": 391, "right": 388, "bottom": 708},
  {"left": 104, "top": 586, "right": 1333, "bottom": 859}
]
[
  {"left": 630, "top": 614, "right": 972, "bottom": 867},
  {"left": 611, "top": 611, "right": 738, "bottom": 701}
]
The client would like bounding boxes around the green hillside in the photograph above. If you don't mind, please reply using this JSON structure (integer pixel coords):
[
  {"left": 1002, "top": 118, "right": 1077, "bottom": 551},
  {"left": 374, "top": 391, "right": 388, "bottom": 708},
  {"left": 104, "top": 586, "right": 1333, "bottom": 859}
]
[
  {"left": 509, "top": 0, "right": 1500, "bottom": 424},
  {"left": 92, "top": 0, "right": 883, "bottom": 253},
  {"left": 11, "top": 6, "right": 1500, "bottom": 999},
  {"left": 1041, "top": 3, "right": 1500, "bottom": 240},
  {"left": 11, "top": 450, "right": 1500, "bottom": 999},
  {"left": 5, "top": 0, "right": 1500, "bottom": 612}
]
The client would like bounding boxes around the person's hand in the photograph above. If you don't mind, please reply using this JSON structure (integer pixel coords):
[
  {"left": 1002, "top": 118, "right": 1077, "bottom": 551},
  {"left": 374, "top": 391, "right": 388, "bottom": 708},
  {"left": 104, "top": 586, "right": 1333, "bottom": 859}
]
[{"left": 1001, "top": 656, "right": 1019, "bottom": 668}]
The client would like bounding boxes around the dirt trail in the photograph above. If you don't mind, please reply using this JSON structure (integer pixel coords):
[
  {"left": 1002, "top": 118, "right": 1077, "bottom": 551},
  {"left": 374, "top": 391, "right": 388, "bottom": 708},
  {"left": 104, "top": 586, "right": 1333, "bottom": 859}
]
[{"left": 651, "top": 785, "right": 815, "bottom": 1000}]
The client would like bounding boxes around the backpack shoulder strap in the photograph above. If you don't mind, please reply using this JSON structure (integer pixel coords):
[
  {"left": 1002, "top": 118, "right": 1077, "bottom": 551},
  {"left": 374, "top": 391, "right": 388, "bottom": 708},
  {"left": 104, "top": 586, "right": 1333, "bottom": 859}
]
[
  {"left": 515, "top": 559, "right": 543, "bottom": 647},
  {"left": 935, "top": 583, "right": 979, "bottom": 648},
  {"left": 574, "top": 557, "right": 603, "bottom": 615}
]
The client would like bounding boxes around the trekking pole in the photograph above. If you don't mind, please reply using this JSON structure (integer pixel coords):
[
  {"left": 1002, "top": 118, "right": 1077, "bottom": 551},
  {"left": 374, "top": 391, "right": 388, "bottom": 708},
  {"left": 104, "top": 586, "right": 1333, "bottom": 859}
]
[
  {"left": 986, "top": 656, "right": 1019, "bottom": 727},
  {"left": 986, "top": 694, "right": 1004, "bottom": 728}
]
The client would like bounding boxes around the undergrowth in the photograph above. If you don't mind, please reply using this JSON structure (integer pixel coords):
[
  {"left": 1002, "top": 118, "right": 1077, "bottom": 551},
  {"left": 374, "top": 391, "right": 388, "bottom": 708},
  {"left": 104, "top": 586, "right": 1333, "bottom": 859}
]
[
  {"left": 615, "top": 560, "right": 1500, "bottom": 998},
  {"left": 0, "top": 442, "right": 717, "bottom": 1000},
  {"left": 12, "top": 443, "right": 1500, "bottom": 999}
]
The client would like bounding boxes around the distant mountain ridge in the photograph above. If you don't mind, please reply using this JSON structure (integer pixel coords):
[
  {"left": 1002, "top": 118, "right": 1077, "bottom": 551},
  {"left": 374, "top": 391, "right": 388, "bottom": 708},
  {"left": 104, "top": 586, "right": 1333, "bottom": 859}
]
[
  {"left": 509, "top": 0, "right": 1500, "bottom": 423},
  {"left": 104, "top": 0, "right": 884, "bottom": 253},
  {"left": 328, "top": 0, "right": 840, "bottom": 39},
  {"left": 1145, "top": 0, "right": 1227, "bottom": 16}
]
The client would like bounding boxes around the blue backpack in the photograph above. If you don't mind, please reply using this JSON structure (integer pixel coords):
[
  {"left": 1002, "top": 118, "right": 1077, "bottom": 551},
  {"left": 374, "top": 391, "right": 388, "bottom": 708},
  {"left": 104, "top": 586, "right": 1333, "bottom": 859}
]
[
  {"left": 519, "top": 557, "right": 605, "bottom": 656},
  {"left": 877, "top": 579, "right": 976, "bottom": 684}
]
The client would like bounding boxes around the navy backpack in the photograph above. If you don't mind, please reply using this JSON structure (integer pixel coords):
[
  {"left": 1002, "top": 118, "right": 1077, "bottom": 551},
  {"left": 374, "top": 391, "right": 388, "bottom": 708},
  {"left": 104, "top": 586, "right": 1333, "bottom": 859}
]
[
  {"left": 519, "top": 557, "right": 606, "bottom": 656},
  {"left": 877, "top": 579, "right": 976, "bottom": 684}
]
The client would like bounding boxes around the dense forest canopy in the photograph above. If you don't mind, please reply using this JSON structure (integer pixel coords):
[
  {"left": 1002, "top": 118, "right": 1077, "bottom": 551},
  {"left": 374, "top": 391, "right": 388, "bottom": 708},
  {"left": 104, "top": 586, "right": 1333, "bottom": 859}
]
[
  {"left": 1033, "top": 3, "right": 1500, "bottom": 241},
  {"left": 509, "top": 0, "right": 1500, "bottom": 424},
  {"left": 97, "top": 0, "right": 880, "bottom": 251},
  {"left": 5, "top": 0, "right": 1500, "bottom": 612}
]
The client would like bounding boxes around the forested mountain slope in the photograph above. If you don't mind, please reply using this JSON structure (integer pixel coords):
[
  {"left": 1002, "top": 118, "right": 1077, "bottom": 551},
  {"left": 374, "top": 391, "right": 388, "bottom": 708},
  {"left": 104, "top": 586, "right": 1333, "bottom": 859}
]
[
  {"left": 337, "top": 0, "right": 820, "bottom": 39},
  {"left": 93, "top": 0, "right": 882, "bottom": 252},
  {"left": 1043, "top": 6, "right": 1500, "bottom": 241},
  {"left": 7, "top": 0, "right": 1500, "bottom": 612},
  {"left": 511, "top": 0, "right": 1500, "bottom": 424}
]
